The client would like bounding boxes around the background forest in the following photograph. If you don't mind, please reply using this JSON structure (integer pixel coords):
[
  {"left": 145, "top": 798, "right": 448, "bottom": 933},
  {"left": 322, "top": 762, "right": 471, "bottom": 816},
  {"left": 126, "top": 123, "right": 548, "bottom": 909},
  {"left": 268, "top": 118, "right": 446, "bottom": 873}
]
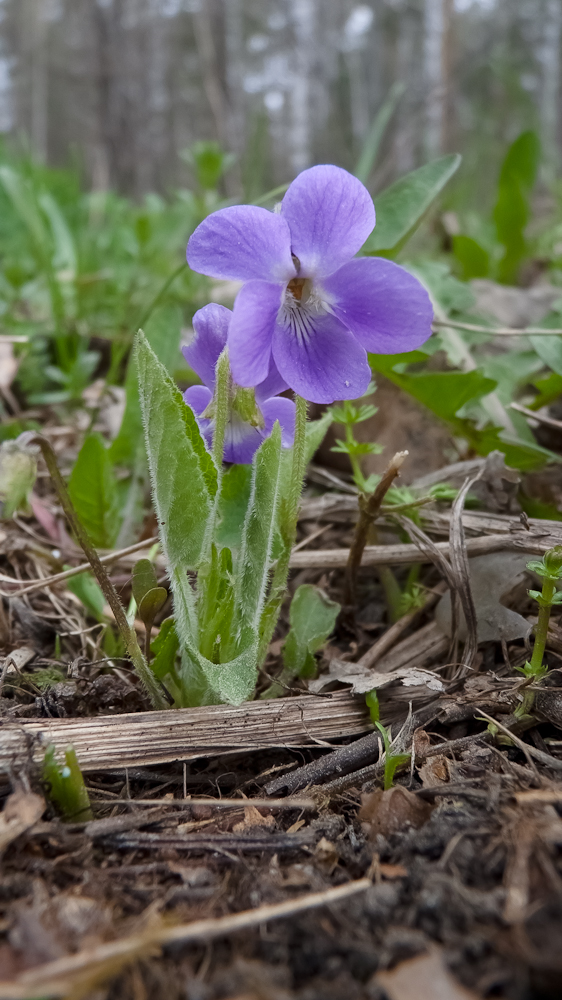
[{"left": 0, "top": 0, "right": 560, "bottom": 201}]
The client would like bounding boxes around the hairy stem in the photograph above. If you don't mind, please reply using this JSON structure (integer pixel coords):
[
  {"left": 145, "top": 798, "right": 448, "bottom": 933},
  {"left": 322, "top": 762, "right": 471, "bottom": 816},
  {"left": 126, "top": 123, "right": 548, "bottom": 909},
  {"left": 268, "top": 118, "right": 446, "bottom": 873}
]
[
  {"left": 212, "top": 348, "right": 231, "bottom": 471},
  {"left": 22, "top": 433, "right": 167, "bottom": 710},
  {"left": 257, "top": 395, "right": 308, "bottom": 661},
  {"left": 530, "top": 577, "right": 556, "bottom": 675}
]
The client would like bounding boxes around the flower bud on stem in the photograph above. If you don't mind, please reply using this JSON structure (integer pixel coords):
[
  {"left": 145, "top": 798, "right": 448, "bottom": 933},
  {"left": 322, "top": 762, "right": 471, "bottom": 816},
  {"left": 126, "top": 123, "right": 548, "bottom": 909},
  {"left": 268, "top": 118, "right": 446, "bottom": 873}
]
[{"left": 18, "top": 432, "right": 168, "bottom": 711}]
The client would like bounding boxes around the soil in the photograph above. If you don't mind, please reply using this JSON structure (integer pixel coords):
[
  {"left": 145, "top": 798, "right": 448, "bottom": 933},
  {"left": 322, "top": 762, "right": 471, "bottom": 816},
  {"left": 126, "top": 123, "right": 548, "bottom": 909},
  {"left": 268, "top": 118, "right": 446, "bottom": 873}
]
[{"left": 1, "top": 408, "right": 562, "bottom": 1000}]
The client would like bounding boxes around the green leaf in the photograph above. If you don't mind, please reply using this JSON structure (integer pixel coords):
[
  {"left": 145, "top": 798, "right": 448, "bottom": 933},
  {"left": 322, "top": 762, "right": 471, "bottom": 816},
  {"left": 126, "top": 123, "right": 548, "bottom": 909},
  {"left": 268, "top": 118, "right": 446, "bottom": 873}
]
[
  {"left": 68, "top": 434, "right": 119, "bottom": 548},
  {"left": 354, "top": 81, "right": 405, "bottom": 184},
  {"left": 493, "top": 131, "right": 540, "bottom": 285},
  {"left": 452, "top": 235, "right": 490, "bottom": 280},
  {"left": 136, "top": 330, "right": 217, "bottom": 653},
  {"left": 283, "top": 584, "right": 340, "bottom": 678},
  {"left": 136, "top": 329, "right": 217, "bottom": 565},
  {"left": 304, "top": 411, "right": 333, "bottom": 464},
  {"left": 531, "top": 371, "right": 562, "bottom": 409},
  {"left": 150, "top": 617, "right": 180, "bottom": 681},
  {"left": 180, "top": 642, "right": 259, "bottom": 707},
  {"left": 0, "top": 440, "right": 38, "bottom": 518},
  {"left": 38, "top": 191, "right": 77, "bottom": 277},
  {"left": 109, "top": 305, "right": 183, "bottom": 467},
  {"left": 236, "top": 423, "right": 283, "bottom": 629},
  {"left": 216, "top": 464, "right": 253, "bottom": 551},
  {"left": 530, "top": 318, "right": 562, "bottom": 377},
  {"left": 369, "top": 357, "right": 497, "bottom": 423},
  {"left": 362, "top": 154, "right": 461, "bottom": 256},
  {"left": 138, "top": 587, "right": 168, "bottom": 628},
  {"left": 132, "top": 558, "right": 158, "bottom": 607},
  {"left": 66, "top": 570, "right": 106, "bottom": 622}
]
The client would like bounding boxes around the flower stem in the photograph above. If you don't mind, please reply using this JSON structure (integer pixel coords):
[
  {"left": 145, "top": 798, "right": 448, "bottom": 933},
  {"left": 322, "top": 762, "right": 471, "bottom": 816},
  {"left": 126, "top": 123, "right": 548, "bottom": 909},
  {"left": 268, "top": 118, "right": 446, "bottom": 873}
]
[
  {"left": 212, "top": 348, "right": 231, "bottom": 470},
  {"left": 20, "top": 433, "right": 168, "bottom": 710},
  {"left": 530, "top": 577, "right": 556, "bottom": 675},
  {"left": 289, "top": 395, "right": 308, "bottom": 524},
  {"left": 257, "top": 395, "right": 307, "bottom": 660}
]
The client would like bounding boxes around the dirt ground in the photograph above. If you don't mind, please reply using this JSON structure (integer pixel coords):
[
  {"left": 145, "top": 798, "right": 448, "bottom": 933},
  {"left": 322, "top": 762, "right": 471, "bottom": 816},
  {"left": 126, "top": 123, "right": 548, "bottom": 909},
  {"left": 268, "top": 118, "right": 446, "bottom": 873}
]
[{"left": 1, "top": 391, "right": 562, "bottom": 1000}]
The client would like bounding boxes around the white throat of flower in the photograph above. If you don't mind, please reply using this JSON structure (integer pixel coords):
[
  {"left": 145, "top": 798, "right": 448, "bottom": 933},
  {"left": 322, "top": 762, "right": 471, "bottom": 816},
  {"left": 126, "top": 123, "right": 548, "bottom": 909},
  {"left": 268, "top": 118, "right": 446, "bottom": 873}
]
[{"left": 279, "top": 275, "right": 330, "bottom": 341}]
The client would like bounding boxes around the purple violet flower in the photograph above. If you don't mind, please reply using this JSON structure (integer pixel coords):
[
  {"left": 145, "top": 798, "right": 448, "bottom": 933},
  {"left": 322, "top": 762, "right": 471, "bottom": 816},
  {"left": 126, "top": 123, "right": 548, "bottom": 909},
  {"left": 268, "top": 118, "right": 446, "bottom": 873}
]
[
  {"left": 182, "top": 303, "right": 295, "bottom": 464},
  {"left": 186, "top": 164, "right": 433, "bottom": 404}
]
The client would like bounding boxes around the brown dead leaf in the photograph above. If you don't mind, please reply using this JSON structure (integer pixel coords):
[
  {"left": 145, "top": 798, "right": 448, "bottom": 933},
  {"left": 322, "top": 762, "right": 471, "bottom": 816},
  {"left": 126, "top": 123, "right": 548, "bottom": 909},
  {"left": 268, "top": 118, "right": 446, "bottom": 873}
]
[
  {"left": 359, "top": 787, "right": 433, "bottom": 839},
  {"left": 418, "top": 755, "right": 450, "bottom": 787},
  {"left": 287, "top": 819, "right": 306, "bottom": 834},
  {"left": 233, "top": 805, "right": 275, "bottom": 833},
  {"left": 313, "top": 837, "right": 339, "bottom": 874},
  {"left": 379, "top": 863, "right": 408, "bottom": 880},
  {"left": 375, "top": 947, "right": 481, "bottom": 1000},
  {"left": 0, "top": 789, "right": 44, "bottom": 855}
]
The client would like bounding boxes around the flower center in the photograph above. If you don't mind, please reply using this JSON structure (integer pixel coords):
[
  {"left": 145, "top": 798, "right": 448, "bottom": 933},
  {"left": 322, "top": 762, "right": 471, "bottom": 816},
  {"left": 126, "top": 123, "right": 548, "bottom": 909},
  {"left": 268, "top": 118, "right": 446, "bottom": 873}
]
[{"left": 286, "top": 276, "right": 308, "bottom": 302}]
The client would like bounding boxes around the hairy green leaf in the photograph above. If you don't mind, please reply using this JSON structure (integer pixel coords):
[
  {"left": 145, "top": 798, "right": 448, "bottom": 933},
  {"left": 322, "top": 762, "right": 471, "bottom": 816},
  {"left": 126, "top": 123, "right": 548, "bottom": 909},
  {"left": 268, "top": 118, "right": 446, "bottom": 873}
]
[
  {"left": 136, "top": 331, "right": 217, "bottom": 652},
  {"left": 236, "top": 423, "right": 283, "bottom": 629},
  {"left": 150, "top": 617, "right": 180, "bottom": 682},
  {"left": 110, "top": 305, "right": 183, "bottom": 467}
]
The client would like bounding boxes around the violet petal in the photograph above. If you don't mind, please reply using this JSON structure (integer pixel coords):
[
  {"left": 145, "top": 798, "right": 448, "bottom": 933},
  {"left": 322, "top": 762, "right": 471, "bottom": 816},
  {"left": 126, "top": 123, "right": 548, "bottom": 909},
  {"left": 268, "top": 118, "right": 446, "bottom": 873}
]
[
  {"left": 223, "top": 416, "right": 265, "bottom": 465},
  {"left": 228, "top": 280, "right": 283, "bottom": 388},
  {"left": 260, "top": 395, "right": 296, "bottom": 448},
  {"left": 187, "top": 205, "right": 295, "bottom": 282},
  {"left": 182, "top": 303, "right": 231, "bottom": 388},
  {"left": 322, "top": 257, "right": 434, "bottom": 353},
  {"left": 281, "top": 165, "right": 375, "bottom": 279},
  {"left": 272, "top": 311, "right": 371, "bottom": 404}
]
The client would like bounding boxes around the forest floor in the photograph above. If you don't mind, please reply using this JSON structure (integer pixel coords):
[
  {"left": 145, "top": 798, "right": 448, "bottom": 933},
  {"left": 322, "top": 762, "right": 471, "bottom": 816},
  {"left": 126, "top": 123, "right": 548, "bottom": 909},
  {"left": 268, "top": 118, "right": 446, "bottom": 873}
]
[{"left": 1, "top": 393, "right": 562, "bottom": 1000}]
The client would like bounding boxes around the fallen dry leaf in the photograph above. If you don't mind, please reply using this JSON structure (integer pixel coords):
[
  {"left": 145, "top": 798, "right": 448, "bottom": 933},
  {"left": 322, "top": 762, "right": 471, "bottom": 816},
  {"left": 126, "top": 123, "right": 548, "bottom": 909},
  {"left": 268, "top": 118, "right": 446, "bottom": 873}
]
[
  {"left": 313, "top": 837, "right": 339, "bottom": 874},
  {"left": 309, "top": 661, "right": 444, "bottom": 696},
  {"left": 375, "top": 947, "right": 481, "bottom": 1000},
  {"left": 359, "top": 786, "right": 433, "bottom": 839},
  {"left": 418, "top": 755, "right": 450, "bottom": 787},
  {"left": 0, "top": 789, "right": 45, "bottom": 855},
  {"left": 233, "top": 805, "right": 275, "bottom": 833}
]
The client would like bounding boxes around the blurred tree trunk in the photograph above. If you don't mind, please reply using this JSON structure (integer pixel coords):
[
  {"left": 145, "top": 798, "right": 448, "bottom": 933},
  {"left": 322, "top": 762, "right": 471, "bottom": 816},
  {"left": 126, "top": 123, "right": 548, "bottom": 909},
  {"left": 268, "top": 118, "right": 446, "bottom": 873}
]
[
  {"left": 193, "top": 0, "right": 228, "bottom": 149},
  {"left": 289, "top": 0, "right": 315, "bottom": 173},
  {"left": 539, "top": 0, "right": 561, "bottom": 175},
  {"left": 21, "top": 0, "right": 48, "bottom": 160},
  {"left": 423, "top": 0, "right": 452, "bottom": 159}
]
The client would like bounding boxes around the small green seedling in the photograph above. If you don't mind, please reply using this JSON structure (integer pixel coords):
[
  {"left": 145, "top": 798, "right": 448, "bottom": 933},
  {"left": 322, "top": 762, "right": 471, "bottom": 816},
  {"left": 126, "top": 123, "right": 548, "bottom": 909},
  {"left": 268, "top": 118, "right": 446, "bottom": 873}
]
[
  {"left": 331, "top": 386, "right": 383, "bottom": 494},
  {"left": 375, "top": 721, "right": 411, "bottom": 791},
  {"left": 516, "top": 545, "right": 562, "bottom": 717},
  {"left": 282, "top": 584, "right": 340, "bottom": 678},
  {"left": 365, "top": 689, "right": 380, "bottom": 723},
  {"left": 43, "top": 744, "right": 93, "bottom": 822}
]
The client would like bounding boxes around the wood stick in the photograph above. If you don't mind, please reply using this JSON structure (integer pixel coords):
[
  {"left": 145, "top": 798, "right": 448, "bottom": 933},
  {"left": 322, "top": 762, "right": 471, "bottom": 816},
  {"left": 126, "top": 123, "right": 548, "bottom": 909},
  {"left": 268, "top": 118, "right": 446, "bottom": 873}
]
[
  {"left": 510, "top": 401, "right": 562, "bottom": 432},
  {"left": 0, "top": 878, "right": 371, "bottom": 999},
  {"left": 0, "top": 536, "right": 160, "bottom": 597},
  {"left": 0, "top": 691, "right": 371, "bottom": 774},
  {"left": 432, "top": 318, "right": 562, "bottom": 336},
  {"left": 289, "top": 532, "right": 551, "bottom": 569}
]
